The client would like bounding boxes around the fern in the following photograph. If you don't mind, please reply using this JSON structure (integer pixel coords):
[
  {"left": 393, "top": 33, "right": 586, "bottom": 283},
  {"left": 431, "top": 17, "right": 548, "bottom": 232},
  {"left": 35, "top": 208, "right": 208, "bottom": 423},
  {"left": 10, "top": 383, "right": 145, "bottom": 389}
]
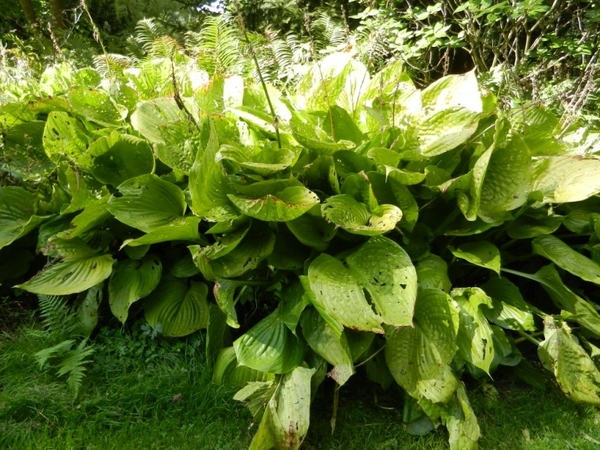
[
  {"left": 57, "top": 339, "right": 95, "bottom": 397},
  {"left": 38, "top": 294, "right": 78, "bottom": 336},
  {"left": 35, "top": 339, "right": 76, "bottom": 369},
  {"left": 186, "top": 15, "right": 246, "bottom": 75},
  {"left": 134, "top": 18, "right": 169, "bottom": 54},
  {"left": 36, "top": 294, "right": 96, "bottom": 397}
]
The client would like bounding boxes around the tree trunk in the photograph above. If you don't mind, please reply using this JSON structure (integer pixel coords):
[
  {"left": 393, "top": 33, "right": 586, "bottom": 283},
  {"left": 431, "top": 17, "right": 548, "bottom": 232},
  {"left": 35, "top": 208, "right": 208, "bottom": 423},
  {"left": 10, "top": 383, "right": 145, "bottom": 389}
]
[
  {"left": 19, "top": 0, "right": 39, "bottom": 31},
  {"left": 49, "top": 0, "right": 70, "bottom": 30}
]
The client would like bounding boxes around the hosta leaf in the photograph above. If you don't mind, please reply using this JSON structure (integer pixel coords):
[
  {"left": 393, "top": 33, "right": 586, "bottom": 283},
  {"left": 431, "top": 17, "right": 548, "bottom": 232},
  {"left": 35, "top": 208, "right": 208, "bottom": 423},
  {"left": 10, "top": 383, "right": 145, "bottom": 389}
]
[
  {"left": 452, "top": 288, "right": 495, "bottom": 373},
  {"left": 268, "top": 366, "right": 315, "bottom": 449},
  {"left": 532, "top": 156, "right": 600, "bottom": 203},
  {"left": 121, "top": 217, "right": 204, "bottom": 248},
  {"left": 108, "top": 255, "right": 162, "bottom": 324},
  {"left": 308, "top": 253, "right": 383, "bottom": 335},
  {"left": 191, "top": 227, "right": 275, "bottom": 280},
  {"left": 234, "top": 310, "right": 305, "bottom": 374},
  {"left": 533, "top": 235, "right": 600, "bottom": 284},
  {"left": 300, "top": 308, "right": 354, "bottom": 386},
  {"left": 539, "top": 317, "right": 600, "bottom": 405},
  {"left": 368, "top": 171, "right": 419, "bottom": 231},
  {"left": 286, "top": 205, "right": 336, "bottom": 251},
  {"left": 16, "top": 253, "right": 114, "bottom": 295},
  {"left": 2, "top": 121, "right": 54, "bottom": 181},
  {"left": 416, "top": 254, "right": 452, "bottom": 293},
  {"left": 451, "top": 241, "right": 501, "bottom": 275},
  {"left": 107, "top": 174, "right": 186, "bottom": 233},
  {"left": 213, "top": 278, "right": 245, "bottom": 328},
  {"left": 386, "top": 289, "right": 459, "bottom": 402},
  {"left": 69, "top": 87, "right": 126, "bottom": 126},
  {"left": 445, "top": 383, "right": 480, "bottom": 450},
  {"left": 144, "top": 279, "right": 210, "bottom": 337},
  {"left": 214, "top": 347, "right": 274, "bottom": 389},
  {"left": 0, "top": 187, "right": 48, "bottom": 250},
  {"left": 321, "top": 194, "right": 402, "bottom": 236},
  {"left": 323, "top": 105, "right": 364, "bottom": 144},
  {"left": 57, "top": 195, "right": 111, "bottom": 240},
  {"left": 43, "top": 111, "right": 89, "bottom": 163},
  {"left": 82, "top": 133, "right": 154, "bottom": 187},
  {"left": 506, "top": 213, "right": 562, "bottom": 239},
  {"left": 513, "top": 265, "right": 600, "bottom": 338},
  {"left": 421, "top": 70, "right": 482, "bottom": 113},
  {"left": 419, "top": 108, "right": 479, "bottom": 157},
  {"left": 290, "top": 113, "right": 355, "bottom": 154},
  {"left": 481, "top": 277, "right": 536, "bottom": 332},
  {"left": 228, "top": 186, "right": 320, "bottom": 222},
  {"left": 131, "top": 98, "right": 199, "bottom": 173},
  {"left": 217, "top": 144, "right": 299, "bottom": 176},
  {"left": 189, "top": 117, "right": 235, "bottom": 219},
  {"left": 346, "top": 236, "right": 417, "bottom": 327},
  {"left": 478, "top": 136, "right": 532, "bottom": 222}
]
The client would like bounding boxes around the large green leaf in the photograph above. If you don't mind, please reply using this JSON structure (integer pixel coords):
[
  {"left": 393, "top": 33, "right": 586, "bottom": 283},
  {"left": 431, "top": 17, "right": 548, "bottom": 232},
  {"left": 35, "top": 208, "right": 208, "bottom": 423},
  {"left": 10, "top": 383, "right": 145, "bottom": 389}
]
[
  {"left": 418, "top": 108, "right": 479, "bottom": 157},
  {"left": 217, "top": 144, "right": 299, "bottom": 176},
  {"left": 533, "top": 235, "right": 600, "bottom": 284},
  {"left": 416, "top": 254, "right": 451, "bottom": 293},
  {"left": 191, "top": 227, "right": 275, "bottom": 280},
  {"left": 345, "top": 236, "right": 417, "bottom": 327},
  {"left": 538, "top": 317, "right": 600, "bottom": 405},
  {"left": 144, "top": 279, "right": 210, "bottom": 337},
  {"left": 2, "top": 121, "right": 54, "bottom": 181},
  {"left": 421, "top": 70, "right": 482, "bottom": 113},
  {"left": 108, "top": 255, "right": 162, "bottom": 324},
  {"left": 121, "top": 217, "right": 204, "bottom": 248},
  {"left": 16, "top": 247, "right": 114, "bottom": 296},
  {"left": 107, "top": 174, "right": 186, "bottom": 233},
  {"left": 82, "top": 132, "right": 155, "bottom": 187},
  {"left": 386, "top": 289, "right": 459, "bottom": 403},
  {"left": 307, "top": 253, "right": 383, "bottom": 335},
  {"left": 452, "top": 288, "right": 495, "bottom": 373},
  {"left": 451, "top": 241, "right": 501, "bottom": 275},
  {"left": 43, "top": 111, "right": 89, "bottom": 163},
  {"left": 233, "top": 310, "right": 305, "bottom": 374},
  {"left": 267, "top": 366, "right": 315, "bottom": 449},
  {"left": 300, "top": 308, "right": 354, "bottom": 386},
  {"left": 321, "top": 194, "right": 402, "bottom": 236},
  {"left": 480, "top": 277, "right": 536, "bottom": 332},
  {"left": 0, "top": 187, "right": 48, "bottom": 250},
  {"left": 69, "top": 86, "right": 126, "bottom": 126},
  {"left": 228, "top": 186, "right": 320, "bottom": 222},
  {"left": 532, "top": 156, "right": 600, "bottom": 203},
  {"left": 131, "top": 98, "right": 199, "bottom": 173},
  {"left": 189, "top": 117, "right": 235, "bottom": 219},
  {"left": 478, "top": 136, "right": 532, "bottom": 222},
  {"left": 286, "top": 205, "right": 336, "bottom": 251},
  {"left": 510, "top": 265, "right": 600, "bottom": 338}
]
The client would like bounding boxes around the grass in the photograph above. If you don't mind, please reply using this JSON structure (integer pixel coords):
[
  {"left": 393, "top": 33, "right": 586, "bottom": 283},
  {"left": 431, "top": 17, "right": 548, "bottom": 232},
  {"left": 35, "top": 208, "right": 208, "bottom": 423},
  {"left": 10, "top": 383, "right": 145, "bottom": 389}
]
[{"left": 1, "top": 321, "right": 600, "bottom": 450}]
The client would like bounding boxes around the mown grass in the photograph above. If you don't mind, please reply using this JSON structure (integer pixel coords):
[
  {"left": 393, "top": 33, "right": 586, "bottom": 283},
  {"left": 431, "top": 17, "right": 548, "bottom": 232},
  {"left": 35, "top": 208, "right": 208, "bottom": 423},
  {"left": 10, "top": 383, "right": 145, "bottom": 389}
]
[{"left": 1, "top": 322, "right": 600, "bottom": 450}]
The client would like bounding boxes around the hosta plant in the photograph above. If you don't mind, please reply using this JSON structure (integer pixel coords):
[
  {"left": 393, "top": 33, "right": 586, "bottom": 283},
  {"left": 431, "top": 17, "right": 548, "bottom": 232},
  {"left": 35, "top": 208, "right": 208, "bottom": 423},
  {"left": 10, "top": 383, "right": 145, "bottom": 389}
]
[{"left": 2, "top": 51, "right": 600, "bottom": 449}]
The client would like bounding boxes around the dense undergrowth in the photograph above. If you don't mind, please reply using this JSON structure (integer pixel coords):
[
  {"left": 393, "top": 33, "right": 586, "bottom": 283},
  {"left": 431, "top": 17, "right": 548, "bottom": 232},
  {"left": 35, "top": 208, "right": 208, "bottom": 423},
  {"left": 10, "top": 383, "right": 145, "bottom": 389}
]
[{"left": 2, "top": 11, "right": 600, "bottom": 448}]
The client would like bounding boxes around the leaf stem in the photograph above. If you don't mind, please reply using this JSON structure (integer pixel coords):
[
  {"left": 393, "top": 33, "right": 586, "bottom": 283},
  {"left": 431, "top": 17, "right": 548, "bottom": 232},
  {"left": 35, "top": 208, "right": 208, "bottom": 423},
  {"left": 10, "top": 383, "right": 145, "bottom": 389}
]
[
  {"left": 514, "top": 329, "right": 542, "bottom": 346},
  {"left": 234, "top": 3, "right": 282, "bottom": 149}
]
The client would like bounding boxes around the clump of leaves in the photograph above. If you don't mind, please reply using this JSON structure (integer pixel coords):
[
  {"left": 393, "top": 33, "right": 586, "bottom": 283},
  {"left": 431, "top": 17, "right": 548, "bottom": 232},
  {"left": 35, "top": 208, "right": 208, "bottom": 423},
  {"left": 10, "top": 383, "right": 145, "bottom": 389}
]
[{"left": 2, "top": 46, "right": 600, "bottom": 449}]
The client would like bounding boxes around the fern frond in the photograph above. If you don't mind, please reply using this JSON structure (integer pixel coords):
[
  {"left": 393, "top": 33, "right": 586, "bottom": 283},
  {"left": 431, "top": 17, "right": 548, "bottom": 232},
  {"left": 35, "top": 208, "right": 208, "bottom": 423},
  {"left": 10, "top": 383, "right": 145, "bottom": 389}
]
[
  {"left": 134, "top": 18, "right": 169, "bottom": 54},
  {"left": 38, "top": 294, "right": 76, "bottom": 335},
  {"left": 35, "top": 339, "right": 75, "bottom": 369},
  {"left": 57, "top": 339, "right": 95, "bottom": 398},
  {"left": 186, "top": 15, "right": 245, "bottom": 75},
  {"left": 93, "top": 53, "right": 134, "bottom": 76},
  {"left": 312, "top": 12, "right": 348, "bottom": 51},
  {"left": 147, "top": 36, "right": 182, "bottom": 59}
]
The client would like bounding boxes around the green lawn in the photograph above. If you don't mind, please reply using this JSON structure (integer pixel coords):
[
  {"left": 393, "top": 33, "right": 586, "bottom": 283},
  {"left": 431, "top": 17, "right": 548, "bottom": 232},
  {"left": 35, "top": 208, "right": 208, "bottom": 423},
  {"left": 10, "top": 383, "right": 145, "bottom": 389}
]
[{"left": 1, "top": 323, "right": 599, "bottom": 450}]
